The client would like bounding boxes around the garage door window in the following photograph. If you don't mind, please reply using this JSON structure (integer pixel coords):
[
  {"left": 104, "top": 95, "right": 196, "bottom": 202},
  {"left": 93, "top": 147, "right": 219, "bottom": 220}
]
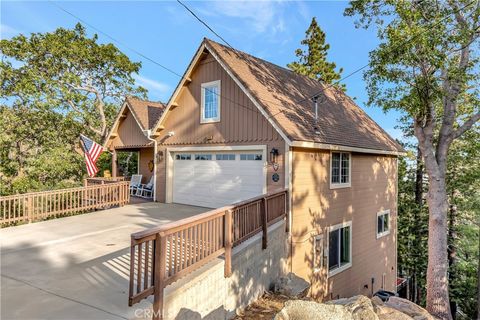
[
  {"left": 240, "top": 154, "right": 262, "bottom": 161},
  {"left": 195, "top": 154, "right": 212, "bottom": 160},
  {"left": 176, "top": 154, "right": 191, "bottom": 160},
  {"left": 216, "top": 154, "right": 236, "bottom": 160}
]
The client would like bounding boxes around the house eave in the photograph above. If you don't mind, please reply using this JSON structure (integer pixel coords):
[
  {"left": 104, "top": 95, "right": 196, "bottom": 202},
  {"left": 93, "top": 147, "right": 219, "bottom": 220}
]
[{"left": 291, "top": 140, "right": 406, "bottom": 156}]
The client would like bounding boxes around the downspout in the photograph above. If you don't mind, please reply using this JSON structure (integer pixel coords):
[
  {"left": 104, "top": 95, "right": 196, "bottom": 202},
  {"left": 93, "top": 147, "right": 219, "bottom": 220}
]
[{"left": 145, "top": 130, "right": 157, "bottom": 202}]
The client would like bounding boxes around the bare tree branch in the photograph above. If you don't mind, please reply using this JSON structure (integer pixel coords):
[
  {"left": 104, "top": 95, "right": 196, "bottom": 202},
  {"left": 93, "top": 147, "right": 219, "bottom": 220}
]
[{"left": 453, "top": 111, "right": 480, "bottom": 139}]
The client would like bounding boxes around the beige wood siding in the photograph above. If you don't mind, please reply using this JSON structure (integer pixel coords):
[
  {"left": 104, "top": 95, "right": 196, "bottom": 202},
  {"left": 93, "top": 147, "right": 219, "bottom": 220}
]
[
  {"left": 154, "top": 53, "right": 286, "bottom": 202},
  {"left": 290, "top": 148, "right": 397, "bottom": 300},
  {"left": 138, "top": 148, "right": 154, "bottom": 184},
  {"left": 110, "top": 109, "right": 150, "bottom": 148}
]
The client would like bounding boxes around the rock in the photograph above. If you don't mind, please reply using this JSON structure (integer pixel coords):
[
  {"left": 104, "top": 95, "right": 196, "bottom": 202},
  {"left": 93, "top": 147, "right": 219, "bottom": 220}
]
[
  {"left": 376, "top": 305, "right": 414, "bottom": 320},
  {"left": 384, "top": 297, "right": 436, "bottom": 320},
  {"left": 274, "top": 300, "right": 353, "bottom": 320},
  {"left": 327, "top": 295, "right": 379, "bottom": 320},
  {"left": 371, "top": 296, "right": 385, "bottom": 307},
  {"left": 273, "top": 273, "right": 310, "bottom": 298}
]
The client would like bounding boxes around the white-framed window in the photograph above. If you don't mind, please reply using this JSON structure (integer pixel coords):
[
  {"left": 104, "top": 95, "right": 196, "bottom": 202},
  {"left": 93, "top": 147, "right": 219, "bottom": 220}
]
[
  {"left": 215, "top": 154, "right": 235, "bottom": 161},
  {"left": 328, "top": 221, "right": 352, "bottom": 277},
  {"left": 194, "top": 154, "right": 212, "bottom": 160},
  {"left": 240, "top": 154, "right": 262, "bottom": 161},
  {"left": 376, "top": 210, "right": 390, "bottom": 238},
  {"left": 201, "top": 80, "right": 221, "bottom": 123},
  {"left": 175, "top": 154, "right": 191, "bottom": 160},
  {"left": 330, "top": 152, "right": 351, "bottom": 189},
  {"left": 313, "top": 234, "right": 324, "bottom": 272}
]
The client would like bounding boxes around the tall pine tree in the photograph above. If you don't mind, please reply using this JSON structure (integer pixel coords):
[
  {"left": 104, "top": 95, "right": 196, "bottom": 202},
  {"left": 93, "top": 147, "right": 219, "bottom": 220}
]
[{"left": 288, "top": 17, "right": 345, "bottom": 90}]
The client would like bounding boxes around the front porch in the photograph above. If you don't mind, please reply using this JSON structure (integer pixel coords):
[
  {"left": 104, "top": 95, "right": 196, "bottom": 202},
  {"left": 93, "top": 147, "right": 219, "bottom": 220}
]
[
  {"left": 111, "top": 146, "right": 156, "bottom": 201},
  {"left": 0, "top": 201, "right": 207, "bottom": 320}
]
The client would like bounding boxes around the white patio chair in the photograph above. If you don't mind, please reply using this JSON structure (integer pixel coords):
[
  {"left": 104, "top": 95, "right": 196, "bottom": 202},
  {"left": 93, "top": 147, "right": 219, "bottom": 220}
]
[
  {"left": 129, "top": 174, "right": 143, "bottom": 196},
  {"left": 136, "top": 176, "right": 154, "bottom": 198}
]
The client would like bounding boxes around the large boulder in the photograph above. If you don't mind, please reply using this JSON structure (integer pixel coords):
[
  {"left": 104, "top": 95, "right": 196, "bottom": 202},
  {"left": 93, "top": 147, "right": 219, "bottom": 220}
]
[
  {"left": 273, "top": 273, "right": 310, "bottom": 298},
  {"left": 376, "top": 305, "right": 414, "bottom": 320},
  {"left": 327, "top": 295, "right": 378, "bottom": 320},
  {"left": 274, "top": 300, "right": 353, "bottom": 320},
  {"left": 384, "top": 297, "right": 436, "bottom": 320}
]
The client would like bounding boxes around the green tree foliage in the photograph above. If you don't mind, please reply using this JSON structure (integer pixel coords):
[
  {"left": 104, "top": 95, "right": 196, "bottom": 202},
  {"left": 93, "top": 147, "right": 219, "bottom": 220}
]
[
  {"left": 446, "top": 129, "right": 480, "bottom": 319},
  {"left": 345, "top": 1, "right": 479, "bottom": 318},
  {"left": 0, "top": 24, "right": 146, "bottom": 195},
  {"left": 397, "top": 151, "right": 429, "bottom": 305},
  {"left": 0, "top": 23, "right": 145, "bottom": 141},
  {"left": 117, "top": 151, "right": 139, "bottom": 177},
  {"left": 288, "top": 17, "right": 345, "bottom": 90},
  {"left": 0, "top": 105, "right": 84, "bottom": 195}
]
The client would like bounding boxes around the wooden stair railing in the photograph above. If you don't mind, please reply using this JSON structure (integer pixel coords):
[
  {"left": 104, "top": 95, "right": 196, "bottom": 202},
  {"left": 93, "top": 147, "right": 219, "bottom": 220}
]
[{"left": 128, "top": 189, "right": 288, "bottom": 320}]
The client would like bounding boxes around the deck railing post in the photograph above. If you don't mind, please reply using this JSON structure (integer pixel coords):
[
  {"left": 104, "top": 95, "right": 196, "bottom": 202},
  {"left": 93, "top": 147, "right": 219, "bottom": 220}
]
[
  {"left": 224, "top": 209, "right": 232, "bottom": 277},
  {"left": 153, "top": 233, "right": 166, "bottom": 320},
  {"left": 27, "top": 196, "right": 33, "bottom": 223},
  {"left": 261, "top": 197, "right": 268, "bottom": 250},
  {"left": 128, "top": 237, "right": 135, "bottom": 307}
]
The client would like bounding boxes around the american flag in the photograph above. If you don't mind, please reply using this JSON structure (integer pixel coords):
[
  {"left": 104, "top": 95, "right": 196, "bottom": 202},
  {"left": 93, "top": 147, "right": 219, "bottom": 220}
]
[{"left": 80, "top": 134, "right": 104, "bottom": 177}]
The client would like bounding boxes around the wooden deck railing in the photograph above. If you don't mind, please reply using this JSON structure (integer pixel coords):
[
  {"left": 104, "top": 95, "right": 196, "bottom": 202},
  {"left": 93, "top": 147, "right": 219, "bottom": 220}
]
[
  {"left": 128, "top": 189, "right": 288, "bottom": 320},
  {"left": 85, "top": 177, "right": 126, "bottom": 185},
  {"left": 0, "top": 181, "right": 130, "bottom": 226}
]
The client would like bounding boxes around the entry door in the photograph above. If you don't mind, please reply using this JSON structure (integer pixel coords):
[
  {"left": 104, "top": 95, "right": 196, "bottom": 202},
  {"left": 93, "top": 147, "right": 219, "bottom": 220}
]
[{"left": 172, "top": 151, "right": 264, "bottom": 208}]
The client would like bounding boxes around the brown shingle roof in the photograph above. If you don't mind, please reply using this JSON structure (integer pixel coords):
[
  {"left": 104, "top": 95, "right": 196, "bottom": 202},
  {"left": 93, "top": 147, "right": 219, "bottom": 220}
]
[
  {"left": 205, "top": 39, "right": 403, "bottom": 152},
  {"left": 126, "top": 97, "right": 166, "bottom": 131}
]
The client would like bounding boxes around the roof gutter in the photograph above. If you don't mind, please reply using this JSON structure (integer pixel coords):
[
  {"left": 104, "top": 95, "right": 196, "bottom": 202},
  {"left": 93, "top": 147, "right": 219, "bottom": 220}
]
[
  {"left": 290, "top": 141, "right": 406, "bottom": 156},
  {"left": 145, "top": 130, "right": 157, "bottom": 202}
]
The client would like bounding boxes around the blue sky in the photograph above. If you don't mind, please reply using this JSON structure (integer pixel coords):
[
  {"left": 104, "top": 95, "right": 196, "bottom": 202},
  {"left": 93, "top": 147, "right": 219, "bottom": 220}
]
[{"left": 1, "top": 1, "right": 403, "bottom": 140}]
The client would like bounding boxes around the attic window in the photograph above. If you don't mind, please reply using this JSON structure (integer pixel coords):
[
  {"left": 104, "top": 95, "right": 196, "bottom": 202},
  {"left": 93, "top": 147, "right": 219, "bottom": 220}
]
[{"left": 201, "top": 80, "right": 220, "bottom": 123}]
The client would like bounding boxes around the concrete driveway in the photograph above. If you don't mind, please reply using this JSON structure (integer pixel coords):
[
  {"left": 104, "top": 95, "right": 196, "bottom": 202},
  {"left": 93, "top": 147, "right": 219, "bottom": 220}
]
[{"left": 1, "top": 202, "right": 207, "bottom": 320}]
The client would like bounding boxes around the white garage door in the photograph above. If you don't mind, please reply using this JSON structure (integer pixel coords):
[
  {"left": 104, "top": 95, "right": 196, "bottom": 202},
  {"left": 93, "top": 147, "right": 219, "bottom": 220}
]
[{"left": 172, "top": 151, "right": 265, "bottom": 208}]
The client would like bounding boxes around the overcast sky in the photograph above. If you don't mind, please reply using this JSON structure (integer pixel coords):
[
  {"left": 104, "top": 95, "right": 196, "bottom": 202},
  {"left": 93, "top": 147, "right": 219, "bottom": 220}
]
[{"left": 1, "top": 1, "right": 404, "bottom": 141}]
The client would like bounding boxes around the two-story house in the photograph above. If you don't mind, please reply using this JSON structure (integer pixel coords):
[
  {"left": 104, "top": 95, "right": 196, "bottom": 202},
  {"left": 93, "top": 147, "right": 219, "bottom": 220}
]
[{"left": 105, "top": 38, "right": 403, "bottom": 300}]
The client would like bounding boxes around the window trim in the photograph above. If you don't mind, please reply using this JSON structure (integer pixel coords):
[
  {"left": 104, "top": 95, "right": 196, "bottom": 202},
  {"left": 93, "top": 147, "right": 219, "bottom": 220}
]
[
  {"left": 313, "top": 234, "right": 324, "bottom": 273},
  {"left": 329, "top": 151, "right": 351, "bottom": 189},
  {"left": 376, "top": 210, "right": 391, "bottom": 239},
  {"left": 200, "top": 80, "right": 221, "bottom": 123},
  {"left": 327, "top": 221, "right": 352, "bottom": 277}
]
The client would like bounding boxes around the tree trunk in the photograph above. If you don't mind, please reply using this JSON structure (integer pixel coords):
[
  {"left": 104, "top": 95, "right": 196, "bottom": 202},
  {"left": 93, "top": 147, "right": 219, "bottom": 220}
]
[
  {"left": 415, "top": 146, "right": 423, "bottom": 206},
  {"left": 477, "top": 235, "right": 480, "bottom": 320},
  {"left": 425, "top": 166, "right": 452, "bottom": 320},
  {"left": 413, "top": 146, "right": 423, "bottom": 304},
  {"left": 447, "top": 195, "right": 457, "bottom": 292}
]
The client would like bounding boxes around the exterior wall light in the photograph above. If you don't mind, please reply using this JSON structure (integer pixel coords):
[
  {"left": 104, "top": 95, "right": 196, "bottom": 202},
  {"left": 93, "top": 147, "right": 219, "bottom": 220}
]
[{"left": 270, "top": 148, "right": 279, "bottom": 164}]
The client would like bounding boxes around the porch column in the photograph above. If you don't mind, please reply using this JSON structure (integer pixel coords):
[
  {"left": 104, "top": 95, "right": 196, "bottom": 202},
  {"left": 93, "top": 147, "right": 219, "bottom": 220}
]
[{"left": 112, "top": 149, "right": 117, "bottom": 177}]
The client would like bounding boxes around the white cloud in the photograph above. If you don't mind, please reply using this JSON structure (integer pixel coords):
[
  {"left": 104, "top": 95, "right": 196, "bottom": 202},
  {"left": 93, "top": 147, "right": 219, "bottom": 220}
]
[
  {"left": 199, "top": 0, "right": 288, "bottom": 35},
  {"left": 134, "top": 74, "right": 170, "bottom": 95}
]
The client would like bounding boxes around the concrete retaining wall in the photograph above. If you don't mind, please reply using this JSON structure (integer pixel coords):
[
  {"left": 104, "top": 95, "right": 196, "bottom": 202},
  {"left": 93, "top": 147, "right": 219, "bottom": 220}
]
[{"left": 162, "top": 220, "right": 288, "bottom": 320}]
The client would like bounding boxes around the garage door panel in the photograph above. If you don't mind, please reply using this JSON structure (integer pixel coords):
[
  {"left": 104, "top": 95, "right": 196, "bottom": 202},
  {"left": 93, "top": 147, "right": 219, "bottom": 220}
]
[{"left": 172, "top": 151, "right": 264, "bottom": 208}]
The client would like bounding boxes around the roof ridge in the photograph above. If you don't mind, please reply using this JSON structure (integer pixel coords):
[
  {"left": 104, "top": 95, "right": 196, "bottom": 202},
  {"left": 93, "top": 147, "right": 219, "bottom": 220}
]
[
  {"left": 126, "top": 95, "right": 166, "bottom": 107},
  {"left": 204, "top": 38, "right": 323, "bottom": 88}
]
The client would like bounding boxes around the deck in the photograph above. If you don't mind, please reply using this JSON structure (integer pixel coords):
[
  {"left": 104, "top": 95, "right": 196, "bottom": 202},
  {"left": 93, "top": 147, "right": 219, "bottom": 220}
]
[{"left": 0, "top": 201, "right": 208, "bottom": 320}]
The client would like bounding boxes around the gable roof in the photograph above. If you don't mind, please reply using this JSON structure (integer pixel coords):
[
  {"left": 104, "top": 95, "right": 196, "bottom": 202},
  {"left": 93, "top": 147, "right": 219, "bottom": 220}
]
[
  {"left": 125, "top": 96, "right": 166, "bottom": 131},
  {"left": 203, "top": 39, "right": 403, "bottom": 153},
  {"left": 104, "top": 97, "right": 166, "bottom": 147}
]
